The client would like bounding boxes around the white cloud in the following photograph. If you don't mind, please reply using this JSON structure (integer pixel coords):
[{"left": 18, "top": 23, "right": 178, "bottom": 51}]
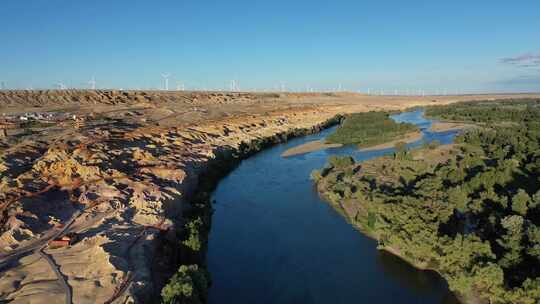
[{"left": 501, "top": 53, "right": 540, "bottom": 67}]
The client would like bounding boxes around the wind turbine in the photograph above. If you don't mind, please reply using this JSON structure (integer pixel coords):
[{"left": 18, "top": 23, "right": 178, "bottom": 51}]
[
  {"left": 88, "top": 76, "right": 96, "bottom": 90},
  {"left": 176, "top": 81, "right": 185, "bottom": 91},
  {"left": 0, "top": 81, "right": 5, "bottom": 90},
  {"left": 161, "top": 73, "right": 171, "bottom": 91}
]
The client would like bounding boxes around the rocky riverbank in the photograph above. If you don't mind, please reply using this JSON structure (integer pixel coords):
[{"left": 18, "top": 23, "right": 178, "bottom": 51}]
[{"left": 0, "top": 103, "right": 347, "bottom": 303}]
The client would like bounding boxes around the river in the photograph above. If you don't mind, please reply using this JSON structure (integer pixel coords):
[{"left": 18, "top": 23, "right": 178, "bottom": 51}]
[{"left": 207, "top": 110, "right": 461, "bottom": 304}]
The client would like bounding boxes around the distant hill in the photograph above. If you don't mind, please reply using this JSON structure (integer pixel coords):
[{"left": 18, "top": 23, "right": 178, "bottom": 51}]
[{"left": 0, "top": 90, "right": 287, "bottom": 108}]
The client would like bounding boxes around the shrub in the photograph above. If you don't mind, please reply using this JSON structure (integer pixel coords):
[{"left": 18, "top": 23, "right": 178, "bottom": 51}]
[
  {"left": 310, "top": 170, "right": 323, "bottom": 182},
  {"left": 428, "top": 140, "right": 441, "bottom": 149},
  {"left": 394, "top": 142, "right": 409, "bottom": 160},
  {"left": 182, "top": 218, "right": 204, "bottom": 251},
  {"left": 328, "top": 156, "right": 355, "bottom": 169},
  {"left": 161, "top": 265, "right": 209, "bottom": 304}
]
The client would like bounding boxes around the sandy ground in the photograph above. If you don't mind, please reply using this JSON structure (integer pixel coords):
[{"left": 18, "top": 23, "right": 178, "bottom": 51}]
[
  {"left": 429, "top": 121, "right": 475, "bottom": 132},
  {"left": 281, "top": 140, "right": 342, "bottom": 157},
  {"left": 0, "top": 90, "right": 538, "bottom": 303},
  {"left": 358, "top": 131, "right": 424, "bottom": 152},
  {"left": 2, "top": 91, "right": 540, "bottom": 128},
  {"left": 412, "top": 144, "right": 460, "bottom": 163}
]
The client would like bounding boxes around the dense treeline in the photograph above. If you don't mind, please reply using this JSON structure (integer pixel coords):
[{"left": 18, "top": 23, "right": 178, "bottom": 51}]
[
  {"left": 326, "top": 111, "right": 418, "bottom": 147},
  {"left": 425, "top": 98, "right": 540, "bottom": 123},
  {"left": 315, "top": 101, "right": 540, "bottom": 303}
]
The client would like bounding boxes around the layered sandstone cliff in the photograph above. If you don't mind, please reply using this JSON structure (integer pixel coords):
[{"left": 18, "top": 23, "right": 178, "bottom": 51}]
[{"left": 0, "top": 102, "right": 358, "bottom": 303}]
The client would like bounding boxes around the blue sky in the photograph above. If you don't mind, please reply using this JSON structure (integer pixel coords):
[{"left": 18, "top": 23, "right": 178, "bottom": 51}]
[{"left": 1, "top": 0, "right": 539, "bottom": 93}]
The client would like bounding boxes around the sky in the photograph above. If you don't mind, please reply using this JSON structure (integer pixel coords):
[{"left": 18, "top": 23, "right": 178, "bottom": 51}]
[{"left": 1, "top": 0, "right": 539, "bottom": 93}]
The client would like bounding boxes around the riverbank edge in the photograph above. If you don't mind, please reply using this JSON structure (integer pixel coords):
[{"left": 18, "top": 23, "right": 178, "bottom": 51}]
[
  {"left": 159, "top": 114, "right": 344, "bottom": 303},
  {"left": 281, "top": 139, "right": 343, "bottom": 157},
  {"left": 314, "top": 165, "right": 486, "bottom": 304}
]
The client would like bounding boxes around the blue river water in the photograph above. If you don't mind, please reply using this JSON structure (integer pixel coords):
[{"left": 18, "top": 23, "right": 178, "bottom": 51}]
[{"left": 207, "top": 111, "right": 461, "bottom": 304}]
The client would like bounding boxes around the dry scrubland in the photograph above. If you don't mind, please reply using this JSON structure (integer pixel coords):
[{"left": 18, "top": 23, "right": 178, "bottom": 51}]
[{"left": 0, "top": 90, "right": 539, "bottom": 303}]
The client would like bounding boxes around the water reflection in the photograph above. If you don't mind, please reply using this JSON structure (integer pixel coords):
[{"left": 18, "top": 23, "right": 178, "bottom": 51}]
[
  {"left": 376, "top": 251, "right": 460, "bottom": 304},
  {"left": 207, "top": 110, "right": 462, "bottom": 304}
]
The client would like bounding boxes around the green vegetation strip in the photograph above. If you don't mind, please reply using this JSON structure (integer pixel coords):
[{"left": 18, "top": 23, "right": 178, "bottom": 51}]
[
  {"left": 425, "top": 98, "right": 540, "bottom": 123},
  {"left": 325, "top": 111, "right": 418, "bottom": 147},
  {"left": 314, "top": 100, "right": 540, "bottom": 304}
]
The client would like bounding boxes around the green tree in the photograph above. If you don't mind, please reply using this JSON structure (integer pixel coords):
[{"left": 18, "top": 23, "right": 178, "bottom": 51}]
[
  {"left": 394, "top": 142, "right": 408, "bottom": 160},
  {"left": 530, "top": 190, "right": 540, "bottom": 209},
  {"left": 497, "top": 215, "right": 525, "bottom": 269},
  {"left": 439, "top": 234, "right": 495, "bottom": 294},
  {"left": 512, "top": 189, "right": 530, "bottom": 216},
  {"left": 448, "top": 187, "right": 469, "bottom": 212},
  {"left": 161, "top": 265, "right": 208, "bottom": 304},
  {"left": 328, "top": 155, "right": 355, "bottom": 169},
  {"left": 183, "top": 217, "right": 204, "bottom": 251},
  {"left": 526, "top": 224, "right": 540, "bottom": 259}
]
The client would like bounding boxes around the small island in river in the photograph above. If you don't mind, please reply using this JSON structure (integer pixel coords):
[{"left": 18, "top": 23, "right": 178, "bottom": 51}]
[
  {"left": 282, "top": 111, "right": 418, "bottom": 157},
  {"left": 358, "top": 130, "right": 423, "bottom": 152},
  {"left": 325, "top": 111, "right": 419, "bottom": 147}
]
